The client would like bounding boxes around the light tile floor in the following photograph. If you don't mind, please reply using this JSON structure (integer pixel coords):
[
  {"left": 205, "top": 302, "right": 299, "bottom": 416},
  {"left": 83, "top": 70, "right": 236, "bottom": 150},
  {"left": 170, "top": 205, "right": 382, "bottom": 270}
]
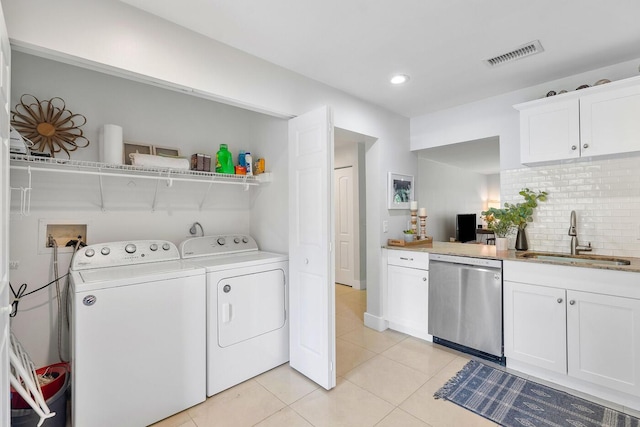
[{"left": 151, "top": 284, "right": 498, "bottom": 427}]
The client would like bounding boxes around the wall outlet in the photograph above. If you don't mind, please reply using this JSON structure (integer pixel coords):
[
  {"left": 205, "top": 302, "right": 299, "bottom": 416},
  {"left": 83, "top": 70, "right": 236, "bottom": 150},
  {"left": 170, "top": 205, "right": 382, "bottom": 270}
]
[
  {"left": 9, "top": 260, "right": 19, "bottom": 270},
  {"left": 382, "top": 220, "right": 388, "bottom": 233}
]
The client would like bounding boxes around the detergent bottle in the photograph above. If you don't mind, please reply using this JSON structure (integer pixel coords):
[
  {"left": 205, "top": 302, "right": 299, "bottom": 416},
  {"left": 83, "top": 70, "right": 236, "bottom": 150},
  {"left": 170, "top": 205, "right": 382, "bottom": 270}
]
[{"left": 215, "top": 144, "right": 234, "bottom": 174}]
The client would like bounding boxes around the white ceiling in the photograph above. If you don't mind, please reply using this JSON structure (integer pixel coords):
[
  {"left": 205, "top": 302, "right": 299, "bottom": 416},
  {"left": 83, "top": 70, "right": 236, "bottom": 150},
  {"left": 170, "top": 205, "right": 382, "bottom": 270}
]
[{"left": 120, "top": 0, "right": 640, "bottom": 119}]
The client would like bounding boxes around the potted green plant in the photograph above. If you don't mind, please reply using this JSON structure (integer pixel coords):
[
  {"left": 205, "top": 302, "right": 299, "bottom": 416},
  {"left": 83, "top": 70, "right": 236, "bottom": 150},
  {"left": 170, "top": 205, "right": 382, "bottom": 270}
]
[
  {"left": 482, "top": 207, "right": 514, "bottom": 251},
  {"left": 504, "top": 188, "right": 548, "bottom": 251},
  {"left": 402, "top": 229, "right": 416, "bottom": 243}
]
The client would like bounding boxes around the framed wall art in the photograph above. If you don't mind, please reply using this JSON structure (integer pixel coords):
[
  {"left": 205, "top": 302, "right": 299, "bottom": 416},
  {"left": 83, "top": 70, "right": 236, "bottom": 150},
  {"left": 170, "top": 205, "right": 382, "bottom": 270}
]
[
  {"left": 387, "top": 172, "right": 414, "bottom": 209},
  {"left": 153, "top": 146, "right": 181, "bottom": 157},
  {"left": 123, "top": 142, "right": 153, "bottom": 165}
]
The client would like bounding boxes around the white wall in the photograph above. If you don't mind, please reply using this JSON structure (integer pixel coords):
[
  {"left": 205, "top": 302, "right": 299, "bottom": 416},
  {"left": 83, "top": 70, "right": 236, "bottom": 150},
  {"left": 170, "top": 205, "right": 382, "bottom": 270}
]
[
  {"left": 416, "top": 158, "right": 489, "bottom": 242},
  {"left": 3, "top": 0, "right": 412, "bottom": 338}
]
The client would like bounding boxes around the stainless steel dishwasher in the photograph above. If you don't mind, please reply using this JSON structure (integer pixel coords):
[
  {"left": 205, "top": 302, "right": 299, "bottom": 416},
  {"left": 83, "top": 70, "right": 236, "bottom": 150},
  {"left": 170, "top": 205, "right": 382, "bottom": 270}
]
[{"left": 428, "top": 254, "right": 504, "bottom": 364}]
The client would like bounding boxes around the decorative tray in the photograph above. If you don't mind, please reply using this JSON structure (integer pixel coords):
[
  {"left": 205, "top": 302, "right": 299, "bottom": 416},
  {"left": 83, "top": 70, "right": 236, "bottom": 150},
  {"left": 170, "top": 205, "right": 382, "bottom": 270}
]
[{"left": 387, "top": 237, "right": 433, "bottom": 247}]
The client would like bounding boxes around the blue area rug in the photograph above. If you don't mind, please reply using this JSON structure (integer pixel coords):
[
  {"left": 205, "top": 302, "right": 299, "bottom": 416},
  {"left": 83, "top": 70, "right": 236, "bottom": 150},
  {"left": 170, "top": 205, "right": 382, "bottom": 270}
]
[{"left": 434, "top": 360, "right": 640, "bottom": 427}]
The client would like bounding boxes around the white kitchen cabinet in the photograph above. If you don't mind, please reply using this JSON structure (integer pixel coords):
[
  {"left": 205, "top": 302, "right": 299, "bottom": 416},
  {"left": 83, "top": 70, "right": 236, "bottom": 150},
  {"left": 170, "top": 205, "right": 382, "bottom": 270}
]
[
  {"left": 515, "top": 75, "right": 640, "bottom": 164},
  {"left": 580, "top": 84, "right": 640, "bottom": 157},
  {"left": 386, "top": 250, "right": 430, "bottom": 340},
  {"left": 503, "top": 260, "right": 640, "bottom": 402},
  {"left": 503, "top": 281, "right": 566, "bottom": 374},
  {"left": 566, "top": 290, "right": 640, "bottom": 396},
  {"left": 518, "top": 98, "right": 580, "bottom": 163}
]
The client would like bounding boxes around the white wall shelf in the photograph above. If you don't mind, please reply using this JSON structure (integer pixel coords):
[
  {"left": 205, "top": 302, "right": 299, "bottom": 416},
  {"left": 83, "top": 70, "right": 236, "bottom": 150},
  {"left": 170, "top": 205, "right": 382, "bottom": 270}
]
[{"left": 9, "top": 154, "right": 270, "bottom": 214}]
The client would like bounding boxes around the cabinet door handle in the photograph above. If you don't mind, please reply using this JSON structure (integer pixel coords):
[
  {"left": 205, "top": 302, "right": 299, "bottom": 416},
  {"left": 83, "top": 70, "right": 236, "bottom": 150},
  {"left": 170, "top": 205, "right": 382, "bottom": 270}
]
[
  {"left": 422, "top": 277, "right": 427, "bottom": 281},
  {"left": 571, "top": 145, "right": 577, "bottom": 151},
  {"left": 399, "top": 257, "right": 413, "bottom": 261},
  {"left": 569, "top": 300, "right": 576, "bottom": 305},
  {"left": 583, "top": 143, "right": 589, "bottom": 149},
  {"left": 557, "top": 298, "right": 563, "bottom": 303}
]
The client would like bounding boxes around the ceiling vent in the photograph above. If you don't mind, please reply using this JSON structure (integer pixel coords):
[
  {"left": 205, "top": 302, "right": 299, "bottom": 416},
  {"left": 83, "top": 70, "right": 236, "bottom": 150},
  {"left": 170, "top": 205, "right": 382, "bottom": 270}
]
[{"left": 484, "top": 40, "right": 544, "bottom": 67}]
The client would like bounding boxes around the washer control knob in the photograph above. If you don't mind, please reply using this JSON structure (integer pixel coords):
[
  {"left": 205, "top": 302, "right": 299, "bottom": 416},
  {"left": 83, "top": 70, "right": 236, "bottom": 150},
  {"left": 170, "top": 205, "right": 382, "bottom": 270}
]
[
  {"left": 100, "top": 247, "right": 110, "bottom": 256},
  {"left": 150, "top": 243, "right": 158, "bottom": 251},
  {"left": 125, "top": 244, "right": 137, "bottom": 254},
  {"left": 217, "top": 237, "right": 226, "bottom": 246},
  {"left": 85, "top": 248, "right": 95, "bottom": 257},
  {"left": 234, "top": 237, "right": 240, "bottom": 244},
  {"left": 162, "top": 243, "right": 171, "bottom": 251},
  {"left": 242, "top": 237, "right": 249, "bottom": 243}
]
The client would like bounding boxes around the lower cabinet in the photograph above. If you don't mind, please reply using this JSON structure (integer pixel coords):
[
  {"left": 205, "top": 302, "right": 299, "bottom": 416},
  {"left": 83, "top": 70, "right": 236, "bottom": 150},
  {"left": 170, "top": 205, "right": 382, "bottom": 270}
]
[
  {"left": 386, "top": 250, "right": 430, "bottom": 340},
  {"left": 567, "top": 290, "right": 640, "bottom": 396},
  {"left": 504, "top": 263, "right": 640, "bottom": 399},
  {"left": 504, "top": 281, "right": 567, "bottom": 374}
]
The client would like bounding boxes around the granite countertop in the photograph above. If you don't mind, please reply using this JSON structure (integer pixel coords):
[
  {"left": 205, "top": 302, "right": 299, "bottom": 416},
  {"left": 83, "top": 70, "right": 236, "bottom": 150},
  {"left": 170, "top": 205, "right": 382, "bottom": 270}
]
[{"left": 384, "top": 241, "right": 640, "bottom": 273}]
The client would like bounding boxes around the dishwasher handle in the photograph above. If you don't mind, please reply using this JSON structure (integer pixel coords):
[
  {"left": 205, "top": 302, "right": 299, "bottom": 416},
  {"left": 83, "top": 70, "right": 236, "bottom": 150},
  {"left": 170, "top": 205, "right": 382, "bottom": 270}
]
[{"left": 429, "top": 253, "right": 502, "bottom": 269}]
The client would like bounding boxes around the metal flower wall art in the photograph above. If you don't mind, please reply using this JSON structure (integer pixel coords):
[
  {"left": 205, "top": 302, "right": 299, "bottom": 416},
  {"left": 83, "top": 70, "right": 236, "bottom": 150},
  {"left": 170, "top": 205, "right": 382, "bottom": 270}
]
[{"left": 11, "top": 94, "right": 90, "bottom": 158}]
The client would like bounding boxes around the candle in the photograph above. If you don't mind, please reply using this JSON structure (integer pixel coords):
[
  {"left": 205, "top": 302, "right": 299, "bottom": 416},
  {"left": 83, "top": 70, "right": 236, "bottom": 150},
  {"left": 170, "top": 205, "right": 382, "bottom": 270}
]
[
  {"left": 410, "top": 201, "right": 418, "bottom": 210},
  {"left": 418, "top": 207, "right": 427, "bottom": 217}
]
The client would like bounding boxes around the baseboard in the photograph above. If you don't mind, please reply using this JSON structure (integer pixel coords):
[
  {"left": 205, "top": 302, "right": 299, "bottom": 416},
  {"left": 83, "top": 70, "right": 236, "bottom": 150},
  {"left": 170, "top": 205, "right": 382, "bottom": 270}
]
[
  {"left": 363, "top": 312, "right": 387, "bottom": 331},
  {"left": 352, "top": 279, "right": 366, "bottom": 290}
]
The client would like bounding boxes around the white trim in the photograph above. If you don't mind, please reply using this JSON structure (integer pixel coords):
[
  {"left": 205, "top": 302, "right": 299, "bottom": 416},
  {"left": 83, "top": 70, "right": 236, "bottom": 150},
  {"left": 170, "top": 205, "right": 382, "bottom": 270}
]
[{"left": 363, "top": 312, "right": 387, "bottom": 332}]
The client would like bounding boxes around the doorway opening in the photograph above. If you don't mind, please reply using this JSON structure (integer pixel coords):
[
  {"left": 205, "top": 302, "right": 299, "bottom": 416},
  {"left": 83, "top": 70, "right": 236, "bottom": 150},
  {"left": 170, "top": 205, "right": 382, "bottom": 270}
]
[{"left": 334, "top": 128, "right": 371, "bottom": 290}]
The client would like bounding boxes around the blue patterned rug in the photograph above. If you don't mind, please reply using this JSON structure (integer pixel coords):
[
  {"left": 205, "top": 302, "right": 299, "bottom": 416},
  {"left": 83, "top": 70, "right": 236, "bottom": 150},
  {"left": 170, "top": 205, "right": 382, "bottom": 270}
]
[{"left": 434, "top": 360, "right": 640, "bottom": 427}]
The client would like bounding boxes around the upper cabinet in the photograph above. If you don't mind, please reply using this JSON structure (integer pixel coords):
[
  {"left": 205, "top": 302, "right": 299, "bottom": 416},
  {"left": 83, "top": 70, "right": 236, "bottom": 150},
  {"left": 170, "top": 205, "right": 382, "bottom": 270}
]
[{"left": 515, "top": 75, "right": 640, "bottom": 165}]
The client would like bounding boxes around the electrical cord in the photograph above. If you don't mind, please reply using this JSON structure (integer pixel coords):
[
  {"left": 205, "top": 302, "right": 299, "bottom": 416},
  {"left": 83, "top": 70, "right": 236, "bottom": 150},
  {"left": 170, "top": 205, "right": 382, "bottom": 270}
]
[
  {"left": 9, "top": 274, "right": 69, "bottom": 317},
  {"left": 9, "top": 235, "right": 84, "bottom": 363}
]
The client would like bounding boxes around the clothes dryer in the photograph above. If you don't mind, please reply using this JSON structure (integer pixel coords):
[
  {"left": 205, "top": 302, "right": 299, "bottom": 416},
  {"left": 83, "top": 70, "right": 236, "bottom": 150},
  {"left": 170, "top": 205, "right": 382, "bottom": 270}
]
[
  {"left": 69, "top": 240, "right": 206, "bottom": 427},
  {"left": 180, "top": 235, "right": 289, "bottom": 396}
]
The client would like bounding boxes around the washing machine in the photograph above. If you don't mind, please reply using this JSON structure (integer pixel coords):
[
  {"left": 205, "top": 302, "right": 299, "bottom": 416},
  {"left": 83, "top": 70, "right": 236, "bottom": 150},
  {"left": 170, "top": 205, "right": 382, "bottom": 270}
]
[
  {"left": 180, "top": 235, "right": 289, "bottom": 396},
  {"left": 69, "top": 240, "right": 206, "bottom": 427}
]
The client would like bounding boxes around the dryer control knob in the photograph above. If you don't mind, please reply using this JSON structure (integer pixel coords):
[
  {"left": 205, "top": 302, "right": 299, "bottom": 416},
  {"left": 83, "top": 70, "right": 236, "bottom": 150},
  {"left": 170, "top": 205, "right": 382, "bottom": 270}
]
[
  {"left": 162, "top": 243, "right": 171, "bottom": 251},
  {"left": 150, "top": 243, "right": 158, "bottom": 251},
  {"left": 242, "top": 237, "right": 249, "bottom": 243},
  {"left": 100, "top": 247, "right": 110, "bottom": 256},
  {"left": 217, "top": 237, "right": 226, "bottom": 246},
  {"left": 85, "top": 248, "right": 95, "bottom": 257},
  {"left": 234, "top": 237, "right": 240, "bottom": 244},
  {"left": 125, "top": 244, "right": 137, "bottom": 254}
]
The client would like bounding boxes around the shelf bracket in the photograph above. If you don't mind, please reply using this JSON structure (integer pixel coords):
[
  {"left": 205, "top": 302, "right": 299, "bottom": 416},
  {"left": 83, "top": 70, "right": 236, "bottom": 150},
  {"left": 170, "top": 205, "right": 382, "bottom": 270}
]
[
  {"left": 199, "top": 181, "right": 214, "bottom": 210},
  {"left": 151, "top": 174, "right": 161, "bottom": 212},
  {"left": 10, "top": 165, "right": 32, "bottom": 216},
  {"left": 98, "top": 168, "right": 105, "bottom": 211},
  {"left": 243, "top": 175, "right": 249, "bottom": 191}
]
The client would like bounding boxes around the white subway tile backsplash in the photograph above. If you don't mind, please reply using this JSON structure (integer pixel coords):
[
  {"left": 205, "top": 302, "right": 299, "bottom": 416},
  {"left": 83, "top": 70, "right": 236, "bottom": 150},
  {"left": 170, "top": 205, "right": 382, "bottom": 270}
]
[{"left": 502, "top": 154, "right": 640, "bottom": 257}]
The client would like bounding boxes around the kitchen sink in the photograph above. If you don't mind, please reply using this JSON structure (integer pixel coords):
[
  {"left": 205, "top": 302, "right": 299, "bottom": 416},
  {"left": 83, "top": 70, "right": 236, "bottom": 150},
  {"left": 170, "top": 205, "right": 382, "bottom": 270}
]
[{"left": 517, "top": 252, "right": 631, "bottom": 266}]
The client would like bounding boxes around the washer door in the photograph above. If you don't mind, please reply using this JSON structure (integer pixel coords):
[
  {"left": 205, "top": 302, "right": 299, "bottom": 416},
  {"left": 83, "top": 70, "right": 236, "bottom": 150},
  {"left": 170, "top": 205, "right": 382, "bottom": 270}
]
[{"left": 217, "top": 269, "right": 286, "bottom": 347}]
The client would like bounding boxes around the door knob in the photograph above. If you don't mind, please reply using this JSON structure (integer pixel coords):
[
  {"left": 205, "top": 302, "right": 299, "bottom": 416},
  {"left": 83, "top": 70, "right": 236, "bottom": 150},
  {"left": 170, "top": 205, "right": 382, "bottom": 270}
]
[
  {"left": 583, "top": 143, "right": 589, "bottom": 149},
  {"left": 422, "top": 277, "right": 427, "bottom": 281},
  {"left": 557, "top": 298, "right": 563, "bottom": 303},
  {"left": 569, "top": 300, "right": 576, "bottom": 305},
  {"left": 571, "top": 145, "right": 577, "bottom": 151}
]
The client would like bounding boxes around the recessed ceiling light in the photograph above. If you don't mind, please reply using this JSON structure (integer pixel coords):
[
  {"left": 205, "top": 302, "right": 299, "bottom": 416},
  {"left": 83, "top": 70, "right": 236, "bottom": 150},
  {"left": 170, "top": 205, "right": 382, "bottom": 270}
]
[{"left": 390, "top": 74, "right": 410, "bottom": 85}]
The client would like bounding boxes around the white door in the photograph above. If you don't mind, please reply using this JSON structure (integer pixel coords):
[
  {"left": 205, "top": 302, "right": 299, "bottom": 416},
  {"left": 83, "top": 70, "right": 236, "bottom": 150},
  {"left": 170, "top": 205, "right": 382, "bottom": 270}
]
[
  {"left": 288, "top": 106, "right": 336, "bottom": 390},
  {"left": 518, "top": 98, "right": 580, "bottom": 163},
  {"left": 0, "top": 3, "right": 11, "bottom": 426},
  {"left": 580, "top": 84, "right": 640, "bottom": 157},
  {"left": 567, "top": 290, "right": 640, "bottom": 396},
  {"left": 387, "top": 265, "right": 429, "bottom": 340},
  {"left": 503, "top": 281, "right": 567, "bottom": 374},
  {"left": 334, "top": 166, "right": 355, "bottom": 287}
]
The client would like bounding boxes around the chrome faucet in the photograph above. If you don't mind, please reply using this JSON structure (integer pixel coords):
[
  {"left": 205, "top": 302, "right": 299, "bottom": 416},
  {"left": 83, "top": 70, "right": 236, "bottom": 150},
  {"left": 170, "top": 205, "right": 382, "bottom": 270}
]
[{"left": 569, "top": 210, "right": 592, "bottom": 255}]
